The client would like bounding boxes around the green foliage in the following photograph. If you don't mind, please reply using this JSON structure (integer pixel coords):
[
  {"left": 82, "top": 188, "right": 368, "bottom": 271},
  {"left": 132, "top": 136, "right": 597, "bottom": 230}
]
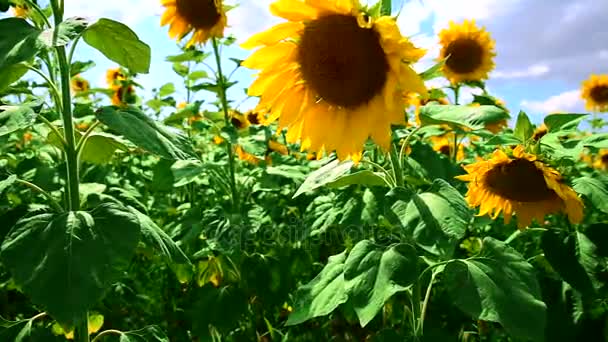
[
  {"left": 573, "top": 176, "right": 608, "bottom": 214},
  {"left": 419, "top": 104, "right": 509, "bottom": 130},
  {"left": 514, "top": 111, "right": 534, "bottom": 142},
  {"left": 0, "top": 18, "right": 41, "bottom": 69},
  {"left": 0, "top": 102, "right": 37, "bottom": 136}
]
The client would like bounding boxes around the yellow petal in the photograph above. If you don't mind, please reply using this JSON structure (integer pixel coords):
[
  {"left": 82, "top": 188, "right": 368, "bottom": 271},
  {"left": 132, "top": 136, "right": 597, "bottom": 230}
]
[
  {"left": 241, "top": 22, "right": 304, "bottom": 49},
  {"left": 270, "top": 0, "right": 319, "bottom": 21}
]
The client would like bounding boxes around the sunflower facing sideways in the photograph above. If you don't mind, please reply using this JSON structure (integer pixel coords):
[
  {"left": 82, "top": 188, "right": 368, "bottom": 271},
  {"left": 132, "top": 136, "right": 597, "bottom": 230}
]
[
  {"left": 71, "top": 75, "right": 90, "bottom": 94},
  {"left": 241, "top": 0, "right": 427, "bottom": 161},
  {"left": 160, "top": 0, "right": 227, "bottom": 46},
  {"left": 581, "top": 74, "right": 608, "bottom": 112},
  {"left": 438, "top": 20, "right": 496, "bottom": 84},
  {"left": 457, "top": 146, "right": 584, "bottom": 229}
]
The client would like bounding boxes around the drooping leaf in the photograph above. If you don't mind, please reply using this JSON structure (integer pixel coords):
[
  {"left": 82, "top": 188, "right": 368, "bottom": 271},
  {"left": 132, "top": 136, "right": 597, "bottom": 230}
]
[
  {"left": 395, "top": 179, "right": 470, "bottom": 257},
  {"left": 444, "top": 237, "right": 546, "bottom": 341},
  {"left": 0, "top": 175, "right": 17, "bottom": 196},
  {"left": 286, "top": 251, "right": 349, "bottom": 325},
  {"left": 0, "top": 63, "right": 28, "bottom": 92},
  {"left": 70, "top": 60, "right": 96, "bottom": 76},
  {"left": 343, "top": 241, "right": 418, "bottom": 326},
  {"left": 0, "top": 103, "right": 36, "bottom": 136},
  {"left": 544, "top": 113, "right": 588, "bottom": 132},
  {"left": 39, "top": 17, "right": 88, "bottom": 47},
  {"left": 0, "top": 203, "right": 141, "bottom": 326},
  {"left": 82, "top": 18, "right": 151, "bottom": 73},
  {"left": 0, "top": 18, "right": 42, "bottom": 69},
  {"left": 326, "top": 170, "right": 388, "bottom": 189},
  {"left": 573, "top": 177, "right": 608, "bottom": 214},
  {"left": 0, "top": 316, "right": 32, "bottom": 341},
  {"left": 96, "top": 106, "right": 198, "bottom": 160},
  {"left": 80, "top": 132, "right": 128, "bottom": 165},
  {"left": 419, "top": 104, "right": 509, "bottom": 130},
  {"left": 419, "top": 60, "right": 445, "bottom": 81},
  {"left": 171, "top": 159, "right": 206, "bottom": 187},
  {"left": 293, "top": 159, "right": 354, "bottom": 198},
  {"left": 514, "top": 111, "right": 534, "bottom": 142}
]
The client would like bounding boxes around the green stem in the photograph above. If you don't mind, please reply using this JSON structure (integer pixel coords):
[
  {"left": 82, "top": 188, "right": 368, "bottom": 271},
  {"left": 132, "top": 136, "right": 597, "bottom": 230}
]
[
  {"left": 211, "top": 38, "right": 239, "bottom": 211},
  {"left": 505, "top": 229, "right": 522, "bottom": 244},
  {"left": 453, "top": 85, "right": 461, "bottom": 105},
  {"left": 411, "top": 280, "right": 422, "bottom": 337},
  {"left": 399, "top": 126, "right": 421, "bottom": 162},
  {"left": 75, "top": 121, "right": 100, "bottom": 155},
  {"left": 24, "top": 0, "right": 52, "bottom": 28},
  {"left": 37, "top": 113, "right": 67, "bottom": 149},
  {"left": 73, "top": 315, "right": 89, "bottom": 342},
  {"left": 91, "top": 329, "right": 123, "bottom": 342},
  {"left": 452, "top": 133, "right": 459, "bottom": 163},
  {"left": 25, "top": 65, "right": 63, "bottom": 114},
  {"left": 418, "top": 270, "right": 438, "bottom": 334},
  {"left": 16, "top": 179, "right": 64, "bottom": 213},
  {"left": 68, "top": 34, "right": 83, "bottom": 65},
  {"left": 389, "top": 144, "right": 404, "bottom": 188}
]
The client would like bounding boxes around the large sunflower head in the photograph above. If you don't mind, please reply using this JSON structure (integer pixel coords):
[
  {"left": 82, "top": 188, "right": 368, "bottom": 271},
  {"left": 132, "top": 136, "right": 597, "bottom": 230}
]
[
  {"left": 71, "top": 75, "right": 90, "bottom": 93},
  {"left": 241, "top": 0, "right": 427, "bottom": 161},
  {"left": 438, "top": 20, "right": 496, "bottom": 84},
  {"left": 581, "top": 74, "right": 608, "bottom": 112},
  {"left": 161, "top": 0, "right": 227, "bottom": 46},
  {"left": 456, "top": 146, "right": 584, "bottom": 228}
]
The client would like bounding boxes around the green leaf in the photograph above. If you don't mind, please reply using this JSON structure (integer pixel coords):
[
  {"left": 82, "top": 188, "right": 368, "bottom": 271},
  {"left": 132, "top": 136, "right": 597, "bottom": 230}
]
[
  {"left": 396, "top": 179, "right": 470, "bottom": 257},
  {"left": 171, "top": 160, "right": 206, "bottom": 187},
  {"left": 541, "top": 230, "right": 595, "bottom": 297},
  {"left": 343, "top": 241, "right": 418, "bottom": 326},
  {"left": 419, "top": 60, "right": 445, "bottom": 81},
  {"left": 380, "top": 0, "right": 392, "bottom": 15},
  {"left": 0, "top": 0, "right": 9, "bottom": 12},
  {"left": 286, "top": 251, "right": 349, "bottom": 325},
  {"left": 96, "top": 106, "right": 198, "bottom": 160},
  {"left": 580, "top": 133, "right": 608, "bottom": 149},
  {"left": 445, "top": 237, "right": 546, "bottom": 341},
  {"left": 159, "top": 83, "right": 175, "bottom": 97},
  {"left": 0, "top": 203, "right": 141, "bottom": 326},
  {"left": 419, "top": 104, "right": 509, "bottom": 130},
  {"left": 82, "top": 18, "right": 151, "bottom": 73},
  {"left": 163, "top": 101, "right": 202, "bottom": 126},
  {"left": 165, "top": 50, "right": 209, "bottom": 63},
  {"left": 0, "top": 175, "right": 17, "bottom": 196},
  {"left": 326, "top": 170, "right": 388, "bottom": 189},
  {"left": 80, "top": 132, "right": 127, "bottom": 164},
  {"left": 0, "top": 63, "right": 28, "bottom": 92},
  {"left": 544, "top": 113, "right": 588, "bottom": 132},
  {"left": 116, "top": 326, "right": 169, "bottom": 342},
  {"left": 293, "top": 159, "right": 354, "bottom": 198},
  {"left": 573, "top": 177, "right": 608, "bottom": 214},
  {"left": 0, "top": 316, "right": 32, "bottom": 341},
  {"left": 70, "top": 60, "right": 96, "bottom": 76},
  {"left": 0, "top": 18, "right": 41, "bottom": 69},
  {"left": 39, "top": 17, "right": 88, "bottom": 47},
  {"left": 513, "top": 111, "right": 534, "bottom": 142},
  {"left": 0, "top": 103, "right": 36, "bottom": 136},
  {"left": 126, "top": 206, "right": 191, "bottom": 267}
]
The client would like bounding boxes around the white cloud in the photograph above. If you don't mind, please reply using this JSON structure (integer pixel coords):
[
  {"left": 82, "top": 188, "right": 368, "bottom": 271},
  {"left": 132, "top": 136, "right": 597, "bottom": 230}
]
[
  {"left": 227, "top": 1, "right": 282, "bottom": 43},
  {"left": 493, "top": 63, "right": 550, "bottom": 79},
  {"left": 600, "top": 50, "right": 608, "bottom": 60},
  {"left": 521, "top": 90, "right": 584, "bottom": 114}
]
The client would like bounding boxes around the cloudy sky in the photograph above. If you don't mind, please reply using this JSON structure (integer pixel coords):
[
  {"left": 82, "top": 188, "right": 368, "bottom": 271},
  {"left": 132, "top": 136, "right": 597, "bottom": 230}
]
[{"left": 25, "top": 0, "right": 608, "bottom": 122}]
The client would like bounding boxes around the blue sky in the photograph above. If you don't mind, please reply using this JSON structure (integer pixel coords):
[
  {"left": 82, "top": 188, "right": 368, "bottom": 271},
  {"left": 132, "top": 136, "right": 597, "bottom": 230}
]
[{"left": 9, "top": 0, "right": 608, "bottom": 123}]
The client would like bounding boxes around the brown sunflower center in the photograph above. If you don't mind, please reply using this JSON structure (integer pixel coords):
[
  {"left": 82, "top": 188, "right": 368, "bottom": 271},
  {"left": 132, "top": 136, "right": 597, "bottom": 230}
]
[
  {"left": 297, "top": 14, "right": 389, "bottom": 108},
  {"left": 601, "top": 153, "right": 608, "bottom": 164},
  {"left": 444, "top": 38, "right": 484, "bottom": 74},
  {"left": 231, "top": 117, "right": 245, "bottom": 129},
  {"left": 176, "top": 0, "right": 221, "bottom": 30},
  {"left": 590, "top": 85, "right": 608, "bottom": 104},
  {"left": 484, "top": 159, "right": 557, "bottom": 202},
  {"left": 439, "top": 144, "right": 451, "bottom": 156},
  {"left": 532, "top": 128, "right": 547, "bottom": 141},
  {"left": 247, "top": 112, "right": 260, "bottom": 125}
]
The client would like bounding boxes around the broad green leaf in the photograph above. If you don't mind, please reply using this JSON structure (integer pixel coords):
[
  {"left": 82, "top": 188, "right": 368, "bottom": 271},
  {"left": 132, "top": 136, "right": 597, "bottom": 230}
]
[
  {"left": 396, "top": 179, "right": 470, "bottom": 257},
  {"left": 381, "top": 0, "right": 392, "bottom": 15},
  {"left": 514, "top": 111, "right": 534, "bottom": 142},
  {"left": 544, "top": 113, "right": 588, "bottom": 132},
  {"left": 126, "top": 206, "right": 191, "bottom": 267},
  {"left": 116, "top": 326, "right": 169, "bottom": 342},
  {"left": 0, "top": 103, "right": 36, "bottom": 136},
  {"left": 327, "top": 170, "right": 388, "bottom": 189},
  {"left": 96, "top": 106, "right": 198, "bottom": 160},
  {"left": 80, "top": 132, "right": 127, "bottom": 164},
  {"left": 0, "top": 18, "right": 41, "bottom": 69},
  {"left": 39, "top": 17, "right": 88, "bottom": 47},
  {"left": 0, "top": 203, "right": 141, "bottom": 326},
  {"left": 541, "top": 230, "right": 595, "bottom": 297},
  {"left": 83, "top": 18, "right": 151, "bottom": 73},
  {"left": 0, "top": 316, "right": 32, "bottom": 341},
  {"left": 580, "top": 133, "right": 608, "bottom": 149},
  {"left": 0, "top": 63, "right": 28, "bottom": 92},
  {"left": 574, "top": 231, "right": 602, "bottom": 290},
  {"left": 293, "top": 159, "right": 354, "bottom": 198},
  {"left": 163, "top": 101, "right": 202, "bottom": 126},
  {"left": 444, "top": 237, "right": 546, "bottom": 341},
  {"left": 165, "top": 50, "right": 209, "bottom": 63},
  {"left": 573, "top": 177, "right": 608, "bottom": 214},
  {"left": 343, "top": 241, "right": 418, "bottom": 326},
  {"left": 419, "top": 60, "right": 445, "bottom": 81},
  {"left": 172, "top": 160, "right": 206, "bottom": 187},
  {"left": 70, "top": 60, "right": 96, "bottom": 76},
  {"left": 419, "top": 104, "right": 509, "bottom": 130},
  {"left": 286, "top": 251, "right": 349, "bottom": 325},
  {"left": 159, "top": 83, "right": 175, "bottom": 97},
  {"left": 0, "top": 175, "right": 17, "bottom": 196}
]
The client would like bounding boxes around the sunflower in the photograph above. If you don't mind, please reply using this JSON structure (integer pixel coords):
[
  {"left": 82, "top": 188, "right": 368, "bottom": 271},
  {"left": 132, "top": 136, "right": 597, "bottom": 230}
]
[
  {"left": 438, "top": 20, "right": 496, "bottom": 84},
  {"left": 229, "top": 110, "right": 249, "bottom": 130},
  {"left": 111, "top": 85, "right": 136, "bottom": 106},
  {"left": 532, "top": 124, "right": 548, "bottom": 142},
  {"left": 241, "top": 0, "right": 427, "bottom": 161},
  {"left": 13, "top": 4, "right": 29, "bottom": 18},
  {"left": 268, "top": 140, "right": 289, "bottom": 155},
  {"left": 456, "top": 146, "right": 584, "bottom": 228},
  {"left": 484, "top": 119, "right": 508, "bottom": 134},
  {"left": 160, "top": 0, "right": 227, "bottom": 46},
  {"left": 212, "top": 135, "right": 225, "bottom": 145},
  {"left": 430, "top": 134, "right": 465, "bottom": 161},
  {"left": 71, "top": 75, "right": 90, "bottom": 93},
  {"left": 581, "top": 74, "right": 608, "bottom": 112},
  {"left": 246, "top": 109, "right": 265, "bottom": 125},
  {"left": 106, "top": 68, "right": 126, "bottom": 88},
  {"left": 235, "top": 145, "right": 263, "bottom": 165},
  {"left": 593, "top": 150, "right": 608, "bottom": 171}
]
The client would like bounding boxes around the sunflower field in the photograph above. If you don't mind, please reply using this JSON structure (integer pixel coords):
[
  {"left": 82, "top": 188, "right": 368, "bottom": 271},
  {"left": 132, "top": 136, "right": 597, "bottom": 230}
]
[{"left": 1, "top": 0, "right": 608, "bottom": 341}]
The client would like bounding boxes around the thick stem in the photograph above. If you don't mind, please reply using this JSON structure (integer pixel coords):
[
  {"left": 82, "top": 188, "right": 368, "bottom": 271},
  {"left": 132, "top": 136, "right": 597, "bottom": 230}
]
[
  {"left": 389, "top": 144, "right": 404, "bottom": 188},
  {"left": 73, "top": 315, "right": 89, "bottom": 342},
  {"left": 211, "top": 38, "right": 239, "bottom": 212},
  {"left": 418, "top": 270, "right": 438, "bottom": 334},
  {"left": 411, "top": 280, "right": 422, "bottom": 337}
]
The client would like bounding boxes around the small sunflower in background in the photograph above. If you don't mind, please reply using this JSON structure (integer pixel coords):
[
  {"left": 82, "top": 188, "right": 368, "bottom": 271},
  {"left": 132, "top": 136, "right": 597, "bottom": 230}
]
[
  {"left": 241, "top": 0, "right": 427, "bottom": 162},
  {"left": 111, "top": 85, "right": 136, "bottom": 106},
  {"left": 456, "top": 146, "right": 584, "bottom": 229},
  {"left": 229, "top": 110, "right": 249, "bottom": 130},
  {"left": 430, "top": 134, "right": 465, "bottom": 161},
  {"left": 532, "top": 123, "right": 548, "bottom": 142},
  {"left": 438, "top": 20, "right": 496, "bottom": 84},
  {"left": 268, "top": 140, "right": 289, "bottom": 156},
  {"left": 212, "top": 135, "right": 225, "bottom": 145},
  {"left": 160, "top": 0, "right": 227, "bottom": 46},
  {"left": 71, "top": 75, "right": 90, "bottom": 94},
  {"left": 593, "top": 150, "right": 608, "bottom": 171},
  {"left": 235, "top": 145, "right": 262, "bottom": 165},
  {"left": 246, "top": 109, "right": 265, "bottom": 125},
  {"left": 12, "top": 4, "right": 29, "bottom": 18},
  {"left": 106, "top": 68, "right": 126, "bottom": 88},
  {"left": 581, "top": 74, "right": 608, "bottom": 112}
]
